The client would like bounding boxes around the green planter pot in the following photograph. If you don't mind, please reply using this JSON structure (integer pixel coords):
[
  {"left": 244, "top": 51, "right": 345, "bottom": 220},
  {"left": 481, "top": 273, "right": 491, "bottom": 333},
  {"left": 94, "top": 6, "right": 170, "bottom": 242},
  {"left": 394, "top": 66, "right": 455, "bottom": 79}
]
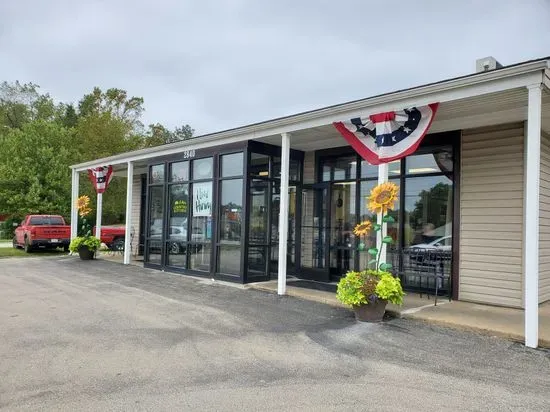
[
  {"left": 77, "top": 245, "right": 95, "bottom": 260},
  {"left": 352, "top": 299, "right": 387, "bottom": 322}
]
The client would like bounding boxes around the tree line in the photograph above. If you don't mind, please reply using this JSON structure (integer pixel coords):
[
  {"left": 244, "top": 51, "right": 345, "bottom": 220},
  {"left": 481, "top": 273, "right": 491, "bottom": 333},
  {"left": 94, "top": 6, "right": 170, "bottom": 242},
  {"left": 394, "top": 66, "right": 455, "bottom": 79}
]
[{"left": 0, "top": 81, "right": 194, "bottom": 233}]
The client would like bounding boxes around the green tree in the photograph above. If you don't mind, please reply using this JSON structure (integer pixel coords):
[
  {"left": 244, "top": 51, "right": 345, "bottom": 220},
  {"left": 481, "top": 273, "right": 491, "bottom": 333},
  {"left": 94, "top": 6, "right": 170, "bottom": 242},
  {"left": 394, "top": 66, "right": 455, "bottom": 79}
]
[
  {"left": 0, "top": 81, "right": 61, "bottom": 129},
  {"left": 143, "top": 123, "right": 194, "bottom": 147},
  {"left": 0, "top": 121, "right": 78, "bottom": 216}
]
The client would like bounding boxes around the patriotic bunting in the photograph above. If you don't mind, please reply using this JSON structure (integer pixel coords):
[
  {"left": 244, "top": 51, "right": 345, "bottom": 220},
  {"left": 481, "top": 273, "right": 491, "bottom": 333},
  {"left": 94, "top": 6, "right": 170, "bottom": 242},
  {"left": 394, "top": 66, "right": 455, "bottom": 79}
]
[
  {"left": 88, "top": 165, "right": 113, "bottom": 194},
  {"left": 333, "top": 103, "right": 439, "bottom": 165}
]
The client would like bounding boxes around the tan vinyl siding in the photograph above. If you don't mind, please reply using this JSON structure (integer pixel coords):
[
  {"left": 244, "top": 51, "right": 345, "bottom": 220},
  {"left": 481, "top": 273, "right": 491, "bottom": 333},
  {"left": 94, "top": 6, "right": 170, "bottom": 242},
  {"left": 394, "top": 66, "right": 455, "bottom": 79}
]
[
  {"left": 539, "top": 131, "right": 550, "bottom": 303},
  {"left": 459, "top": 123, "right": 524, "bottom": 308}
]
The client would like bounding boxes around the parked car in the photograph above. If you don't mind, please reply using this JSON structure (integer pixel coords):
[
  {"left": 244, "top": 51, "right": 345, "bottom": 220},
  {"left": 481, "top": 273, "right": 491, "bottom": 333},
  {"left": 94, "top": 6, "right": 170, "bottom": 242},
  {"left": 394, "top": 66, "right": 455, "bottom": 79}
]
[
  {"left": 93, "top": 225, "right": 127, "bottom": 251},
  {"left": 409, "top": 235, "right": 452, "bottom": 251},
  {"left": 13, "top": 215, "right": 71, "bottom": 252},
  {"left": 149, "top": 218, "right": 205, "bottom": 254}
]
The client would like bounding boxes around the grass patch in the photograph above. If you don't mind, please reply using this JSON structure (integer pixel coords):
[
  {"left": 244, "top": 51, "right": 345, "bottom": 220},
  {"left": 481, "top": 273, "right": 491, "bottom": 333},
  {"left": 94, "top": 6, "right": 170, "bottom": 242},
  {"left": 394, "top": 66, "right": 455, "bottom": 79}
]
[{"left": 0, "top": 247, "right": 67, "bottom": 258}]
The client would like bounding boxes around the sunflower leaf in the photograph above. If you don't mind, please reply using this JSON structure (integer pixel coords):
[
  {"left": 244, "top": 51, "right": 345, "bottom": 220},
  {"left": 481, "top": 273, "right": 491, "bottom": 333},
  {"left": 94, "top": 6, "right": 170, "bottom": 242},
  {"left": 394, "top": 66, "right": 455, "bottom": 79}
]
[
  {"left": 368, "top": 248, "right": 378, "bottom": 256},
  {"left": 382, "top": 236, "right": 393, "bottom": 244},
  {"left": 382, "top": 215, "right": 395, "bottom": 223},
  {"left": 373, "top": 224, "right": 381, "bottom": 231},
  {"left": 368, "top": 259, "right": 377, "bottom": 266},
  {"left": 379, "top": 263, "right": 392, "bottom": 271}
]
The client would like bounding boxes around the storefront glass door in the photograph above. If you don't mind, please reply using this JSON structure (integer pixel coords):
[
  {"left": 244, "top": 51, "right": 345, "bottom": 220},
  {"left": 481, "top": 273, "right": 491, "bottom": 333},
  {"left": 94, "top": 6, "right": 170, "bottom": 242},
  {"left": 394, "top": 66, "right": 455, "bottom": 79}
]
[{"left": 329, "top": 182, "right": 356, "bottom": 280}]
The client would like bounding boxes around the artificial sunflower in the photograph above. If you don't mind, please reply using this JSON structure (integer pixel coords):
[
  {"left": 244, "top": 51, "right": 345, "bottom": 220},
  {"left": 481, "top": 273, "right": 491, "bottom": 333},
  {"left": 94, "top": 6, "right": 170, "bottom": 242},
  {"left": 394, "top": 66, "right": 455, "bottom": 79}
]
[
  {"left": 78, "top": 206, "right": 92, "bottom": 217},
  {"left": 368, "top": 182, "right": 399, "bottom": 214},
  {"left": 353, "top": 220, "right": 372, "bottom": 236},
  {"left": 76, "top": 195, "right": 90, "bottom": 210}
]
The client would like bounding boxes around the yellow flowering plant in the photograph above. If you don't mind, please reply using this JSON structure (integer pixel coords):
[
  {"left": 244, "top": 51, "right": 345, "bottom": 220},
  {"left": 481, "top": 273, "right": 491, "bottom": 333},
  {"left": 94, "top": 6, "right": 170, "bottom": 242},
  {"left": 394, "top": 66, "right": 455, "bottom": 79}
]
[
  {"left": 68, "top": 195, "right": 101, "bottom": 253},
  {"left": 336, "top": 181, "right": 404, "bottom": 308}
]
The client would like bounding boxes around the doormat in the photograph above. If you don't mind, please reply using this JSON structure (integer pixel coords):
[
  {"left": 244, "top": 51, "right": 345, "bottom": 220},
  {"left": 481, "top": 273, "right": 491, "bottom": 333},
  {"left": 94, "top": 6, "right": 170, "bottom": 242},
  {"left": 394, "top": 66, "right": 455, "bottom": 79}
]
[{"left": 288, "top": 280, "right": 337, "bottom": 293}]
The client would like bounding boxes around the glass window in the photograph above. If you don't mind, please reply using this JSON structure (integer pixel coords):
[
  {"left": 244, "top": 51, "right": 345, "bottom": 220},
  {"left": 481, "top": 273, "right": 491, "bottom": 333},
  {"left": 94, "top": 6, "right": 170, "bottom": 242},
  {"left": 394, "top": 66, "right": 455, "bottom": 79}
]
[
  {"left": 333, "top": 156, "right": 357, "bottom": 180},
  {"left": 189, "top": 242, "right": 211, "bottom": 272},
  {"left": 192, "top": 157, "right": 213, "bottom": 180},
  {"left": 171, "top": 161, "right": 189, "bottom": 182},
  {"left": 361, "top": 159, "right": 400, "bottom": 178},
  {"left": 147, "top": 240, "right": 162, "bottom": 264},
  {"left": 150, "top": 164, "right": 164, "bottom": 184},
  {"left": 249, "top": 180, "right": 269, "bottom": 244},
  {"left": 221, "top": 152, "right": 244, "bottom": 177},
  {"left": 148, "top": 186, "right": 164, "bottom": 238},
  {"left": 404, "top": 175, "right": 453, "bottom": 249},
  {"left": 167, "top": 240, "right": 187, "bottom": 268},
  {"left": 406, "top": 148, "right": 453, "bottom": 175},
  {"left": 249, "top": 153, "right": 270, "bottom": 177},
  {"left": 219, "top": 179, "right": 243, "bottom": 243},
  {"left": 247, "top": 246, "right": 267, "bottom": 274},
  {"left": 322, "top": 164, "right": 331, "bottom": 181},
  {"left": 218, "top": 245, "right": 241, "bottom": 275},
  {"left": 272, "top": 158, "right": 300, "bottom": 181},
  {"left": 168, "top": 184, "right": 189, "bottom": 240}
]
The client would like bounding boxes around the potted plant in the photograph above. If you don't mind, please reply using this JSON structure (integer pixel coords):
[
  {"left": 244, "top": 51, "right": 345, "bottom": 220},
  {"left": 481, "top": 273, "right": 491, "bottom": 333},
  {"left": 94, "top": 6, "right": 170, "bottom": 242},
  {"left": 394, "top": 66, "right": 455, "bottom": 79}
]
[
  {"left": 69, "top": 195, "right": 101, "bottom": 260},
  {"left": 336, "top": 182, "right": 405, "bottom": 322}
]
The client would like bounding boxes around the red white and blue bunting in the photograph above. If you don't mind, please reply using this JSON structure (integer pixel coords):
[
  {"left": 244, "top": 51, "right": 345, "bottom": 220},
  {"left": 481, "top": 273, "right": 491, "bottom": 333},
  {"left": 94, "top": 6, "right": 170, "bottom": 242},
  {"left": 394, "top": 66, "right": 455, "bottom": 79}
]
[
  {"left": 333, "top": 103, "right": 439, "bottom": 165},
  {"left": 88, "top": 165, "right": 113, "bottom": 194}
]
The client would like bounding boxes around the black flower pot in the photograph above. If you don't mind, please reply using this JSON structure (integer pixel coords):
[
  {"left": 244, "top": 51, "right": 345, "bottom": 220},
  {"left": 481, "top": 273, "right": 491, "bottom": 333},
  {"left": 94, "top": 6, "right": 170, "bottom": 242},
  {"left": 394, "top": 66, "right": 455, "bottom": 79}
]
[{"left": 77, "top": 245, "right": 95, "bottom": 260}]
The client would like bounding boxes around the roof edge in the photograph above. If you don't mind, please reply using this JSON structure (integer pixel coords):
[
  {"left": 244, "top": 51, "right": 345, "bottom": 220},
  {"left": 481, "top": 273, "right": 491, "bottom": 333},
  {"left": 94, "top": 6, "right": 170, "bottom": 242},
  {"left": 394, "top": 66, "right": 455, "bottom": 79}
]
[{"left": 71, "top": 57, "right": 549, "bottom": 170}]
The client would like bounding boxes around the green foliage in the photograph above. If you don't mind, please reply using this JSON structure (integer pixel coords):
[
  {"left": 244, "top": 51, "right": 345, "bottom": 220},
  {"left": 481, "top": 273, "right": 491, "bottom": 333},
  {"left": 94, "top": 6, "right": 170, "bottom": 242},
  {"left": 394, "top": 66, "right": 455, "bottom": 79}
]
[
  {"left": 336, "top": 270, "right": 404, "bottom": 307},
  {"left": 336, "top": 271, "right": 369, "bottom": 306},
  {"left": 0, "top": 121, "right": 78, "bottom": 216},
  {"left": 69, "top": 236, "right": 101, "bottom": 252},
  {"left": 375, "top": 272, "right": 405, "bottom": 305},
  {"left": 0, "top": 215, "right": 24, "bottom": 239},
  {"left": 0, "top": 82, "right": 194, "bottom": 225}
]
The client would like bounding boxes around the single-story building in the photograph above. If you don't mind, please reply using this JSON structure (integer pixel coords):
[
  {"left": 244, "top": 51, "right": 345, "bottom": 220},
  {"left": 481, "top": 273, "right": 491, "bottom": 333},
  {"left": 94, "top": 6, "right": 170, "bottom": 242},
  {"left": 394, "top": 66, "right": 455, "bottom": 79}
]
[{"left": 70, "top": 56, "right": 550, "bottom": 348}]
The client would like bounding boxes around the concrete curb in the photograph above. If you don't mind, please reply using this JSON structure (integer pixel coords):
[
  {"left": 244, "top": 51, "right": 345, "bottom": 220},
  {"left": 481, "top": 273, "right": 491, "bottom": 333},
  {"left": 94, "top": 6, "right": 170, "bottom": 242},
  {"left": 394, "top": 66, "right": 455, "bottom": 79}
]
[{"left": 401, "top": 314, "right": 550, "bottom": 349}]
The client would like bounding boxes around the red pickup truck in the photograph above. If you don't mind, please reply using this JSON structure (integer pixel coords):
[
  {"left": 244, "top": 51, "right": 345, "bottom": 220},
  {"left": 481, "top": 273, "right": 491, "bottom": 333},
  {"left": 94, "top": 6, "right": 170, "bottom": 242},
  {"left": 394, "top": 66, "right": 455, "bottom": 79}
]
[
  {"left": 13, "top": 215, "right": 71, "bottom": 253},
  {"left": 93, "top": 225, "right": 126, "bottom": 251}
]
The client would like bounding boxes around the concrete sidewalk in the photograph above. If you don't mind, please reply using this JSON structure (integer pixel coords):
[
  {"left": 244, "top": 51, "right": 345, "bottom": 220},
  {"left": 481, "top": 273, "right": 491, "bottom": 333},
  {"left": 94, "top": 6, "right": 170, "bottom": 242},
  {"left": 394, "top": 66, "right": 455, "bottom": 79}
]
[{"left": 247, "top": 280, "right": 550, "bottom": 348}]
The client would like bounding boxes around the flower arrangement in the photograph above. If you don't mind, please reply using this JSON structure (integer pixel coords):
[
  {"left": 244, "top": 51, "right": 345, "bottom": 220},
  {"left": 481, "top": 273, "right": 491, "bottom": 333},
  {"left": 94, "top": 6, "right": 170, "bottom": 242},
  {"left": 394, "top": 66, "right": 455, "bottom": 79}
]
[
  {"left": 336, "top": 182, "right": 404, "bottom": 315},
  {"left": 69, "top": 195, "right": 101, "bottom": 256}
]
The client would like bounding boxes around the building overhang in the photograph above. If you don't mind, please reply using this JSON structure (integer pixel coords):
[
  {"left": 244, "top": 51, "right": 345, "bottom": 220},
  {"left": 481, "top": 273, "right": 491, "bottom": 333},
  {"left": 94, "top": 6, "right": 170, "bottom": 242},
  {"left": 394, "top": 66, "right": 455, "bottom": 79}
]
[{"left": 71, "top": 58, "right": 550, "bottom": 172}]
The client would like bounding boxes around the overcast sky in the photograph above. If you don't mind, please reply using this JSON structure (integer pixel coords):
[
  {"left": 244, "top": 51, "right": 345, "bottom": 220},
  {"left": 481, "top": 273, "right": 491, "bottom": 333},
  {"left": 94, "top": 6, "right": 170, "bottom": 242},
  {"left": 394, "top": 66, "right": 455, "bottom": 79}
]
[{"left": 1, "top": 0, "right": 549, "bottom": 135}]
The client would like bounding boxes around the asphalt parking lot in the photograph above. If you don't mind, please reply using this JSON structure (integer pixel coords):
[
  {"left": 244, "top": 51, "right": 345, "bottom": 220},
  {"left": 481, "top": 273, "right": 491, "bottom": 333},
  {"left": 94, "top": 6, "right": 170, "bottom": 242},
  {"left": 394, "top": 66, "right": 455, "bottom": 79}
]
[{"left": 1, "top": 257, "right": 549, "bottom": 411}]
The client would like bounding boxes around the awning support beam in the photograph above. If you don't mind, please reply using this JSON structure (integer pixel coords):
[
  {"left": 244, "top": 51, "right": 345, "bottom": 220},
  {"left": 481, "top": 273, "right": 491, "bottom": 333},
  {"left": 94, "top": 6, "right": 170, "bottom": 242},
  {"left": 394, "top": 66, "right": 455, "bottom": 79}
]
[
  {"left": 524, "top": 83, "right": 542, "bottom": 348},
  {"left": 124, "top": 162, "right": 134, "bottom": 265},
  {"left": 277, "top": 132, "right": 290, "bottom": 295},
  {"left": 70, "top": 169, "right": 79, "bottom": 240}
]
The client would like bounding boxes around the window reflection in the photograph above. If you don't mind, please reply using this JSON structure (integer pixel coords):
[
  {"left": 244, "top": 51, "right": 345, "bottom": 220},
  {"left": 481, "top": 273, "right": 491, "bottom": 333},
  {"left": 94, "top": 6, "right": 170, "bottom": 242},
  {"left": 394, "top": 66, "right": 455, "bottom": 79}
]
[
  {"left": 171, "top": 161, "right": 189, "bottom": 182},
  {"left": 406, "top": 148, "right": 453, "bottom": 175},
  {"left": 404, "top": 175, "right": 453, "bottom": 250},
  {"left": 150, "top": 164, "right": 164, "bottom": 184},
  {"left": 221, "top": 153, "right": 243, "bottom": 177},
  {"left": 220, "top": 179, "right": 243, "bottom": 243}
]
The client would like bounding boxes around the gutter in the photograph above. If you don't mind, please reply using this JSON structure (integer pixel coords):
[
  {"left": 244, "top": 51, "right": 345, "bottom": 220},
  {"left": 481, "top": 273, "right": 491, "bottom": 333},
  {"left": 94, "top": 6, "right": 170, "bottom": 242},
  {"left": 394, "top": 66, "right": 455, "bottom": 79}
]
[{"left": 71, "top": 59, "right": 548, "bottom": 171}]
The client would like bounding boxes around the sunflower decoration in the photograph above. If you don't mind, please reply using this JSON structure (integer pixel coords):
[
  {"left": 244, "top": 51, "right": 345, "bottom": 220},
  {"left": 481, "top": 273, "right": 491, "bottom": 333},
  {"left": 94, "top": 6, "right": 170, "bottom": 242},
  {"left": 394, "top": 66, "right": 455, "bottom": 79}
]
[
  {"left": 353, "top": 220, "right": 372, "bottom": 237},
  {"left": 76, "top": 195, "right": 90, "bottom": 210},
  {"left": 368, "top": 182, "right": 399, "bottom": 214},
  {"left": 76, "top": 195, "right": 92, "bottom": 217}
]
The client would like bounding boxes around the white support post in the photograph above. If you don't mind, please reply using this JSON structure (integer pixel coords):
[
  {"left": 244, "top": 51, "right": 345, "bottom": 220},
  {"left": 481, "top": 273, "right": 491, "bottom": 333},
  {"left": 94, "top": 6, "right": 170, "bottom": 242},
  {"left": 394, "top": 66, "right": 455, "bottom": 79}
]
[
  {"left": 377, "top": 163, "right": 389, "bottom": 266},
  {"left": 524, "top": 84, "right": 542, "bottom": 348},
  {"left": 124, "top": 162, "right": 134, "bottom": 265},
  {"left": 70, "top": 169, "right": 79, "bottom": 240},
  {"left": 96, "top": 192, "right": 102, "bottom": 242},
  {"left": 278, "top": 132, "right": 291, "bottom": 295}
]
